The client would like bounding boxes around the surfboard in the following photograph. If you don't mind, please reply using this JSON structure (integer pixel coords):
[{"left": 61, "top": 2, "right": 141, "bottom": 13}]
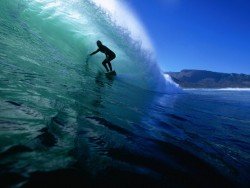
[{"left": 105, "top": 70, "right": 116, "bottom": 76}]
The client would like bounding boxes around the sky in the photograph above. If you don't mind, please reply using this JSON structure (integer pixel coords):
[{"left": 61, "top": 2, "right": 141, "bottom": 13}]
[{"left": 128, "top": 0, "right": 250, "bottom": 74}]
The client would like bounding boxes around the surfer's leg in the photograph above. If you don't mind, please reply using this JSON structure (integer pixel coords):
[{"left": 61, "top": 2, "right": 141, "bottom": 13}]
[
  {"left": 102, "top": 60, "right": 109, "bottom": 72},
  {"left": 106, "top": 55, "right": 115, "bottom": 71},
  {"left": 107, "top": 61, "right": 112, "bottom": 71}
]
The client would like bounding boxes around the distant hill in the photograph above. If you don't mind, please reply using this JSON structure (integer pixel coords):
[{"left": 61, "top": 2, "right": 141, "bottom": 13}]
[{"left": 166, "top": 70, "right": 250, "bottom": 88}]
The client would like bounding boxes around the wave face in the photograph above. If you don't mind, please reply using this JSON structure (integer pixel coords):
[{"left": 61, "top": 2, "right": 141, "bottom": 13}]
[{"left": 0, "top": 0, "right": 179, "bottom": 93}]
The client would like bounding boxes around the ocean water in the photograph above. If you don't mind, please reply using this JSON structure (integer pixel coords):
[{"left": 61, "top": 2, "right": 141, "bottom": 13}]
[{"left": 1, "top": 0, "right": 250, "bottom": 187}]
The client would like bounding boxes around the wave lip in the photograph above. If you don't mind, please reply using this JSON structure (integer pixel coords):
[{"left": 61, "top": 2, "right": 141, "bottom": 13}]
[{"left": 90, "top": 0, "right": 153, "bottom": 52}]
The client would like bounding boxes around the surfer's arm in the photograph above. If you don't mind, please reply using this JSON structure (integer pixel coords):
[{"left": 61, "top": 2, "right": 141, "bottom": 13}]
[{"left": 90, "top": 49, "right": 100, "bottom": 56}]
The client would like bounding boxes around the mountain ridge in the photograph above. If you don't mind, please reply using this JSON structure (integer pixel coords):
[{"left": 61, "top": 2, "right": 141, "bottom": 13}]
[{"left": 165, "top": 69, "right": 250, "bottom": 88}]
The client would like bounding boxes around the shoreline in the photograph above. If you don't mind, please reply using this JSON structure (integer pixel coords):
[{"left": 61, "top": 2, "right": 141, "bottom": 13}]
[{"left": 183, "top": 88, "right": 250, "bottom": 91}]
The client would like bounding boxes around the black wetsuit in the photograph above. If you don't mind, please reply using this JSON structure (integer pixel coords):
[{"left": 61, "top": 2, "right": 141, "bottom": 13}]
[
  {"left": 98, "top": 45, "right": 116, "bottom": 72},
  {"left": 99, "top": 45, "right": 116, "bottom": 61},
  {"left": 90, "top": 44, "right": 116, "bottom": 72}
]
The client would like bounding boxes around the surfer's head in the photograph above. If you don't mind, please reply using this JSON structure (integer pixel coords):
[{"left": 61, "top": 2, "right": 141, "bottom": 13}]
[{"left": 97, "top": 40, "right": 102, "bottom": 47}]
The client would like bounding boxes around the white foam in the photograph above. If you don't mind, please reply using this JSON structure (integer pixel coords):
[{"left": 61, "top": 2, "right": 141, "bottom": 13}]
[
  {"left": 90, "top": 0, "right": 154, "bottom": 52},
  {"left": 164, "top": 74, "right": 179, "bottom": 87}
]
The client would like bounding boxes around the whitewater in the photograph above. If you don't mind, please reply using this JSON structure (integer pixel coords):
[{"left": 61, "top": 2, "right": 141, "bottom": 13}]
[{"left": 0, "top": 0, "right": 249, "bottom": 187}]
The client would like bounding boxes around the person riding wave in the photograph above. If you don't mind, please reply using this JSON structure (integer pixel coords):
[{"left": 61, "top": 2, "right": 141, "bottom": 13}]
[{"left": 88, "top": 40, "right": 116, "bottom": 72}]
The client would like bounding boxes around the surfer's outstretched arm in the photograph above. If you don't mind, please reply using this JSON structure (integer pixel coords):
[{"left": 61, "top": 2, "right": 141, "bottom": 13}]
[{"left": 90, "top": 49, "right": 100, "bottom": 56}]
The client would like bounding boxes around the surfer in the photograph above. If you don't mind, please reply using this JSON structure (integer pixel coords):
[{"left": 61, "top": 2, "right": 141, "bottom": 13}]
[{"left": 89, "top": 40, "right": 116, "bottom": 73}]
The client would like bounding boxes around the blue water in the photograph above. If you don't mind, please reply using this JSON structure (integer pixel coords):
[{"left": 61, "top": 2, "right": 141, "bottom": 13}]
[{"left": 0, "top": 0, "right": 250, "bottom": 187}]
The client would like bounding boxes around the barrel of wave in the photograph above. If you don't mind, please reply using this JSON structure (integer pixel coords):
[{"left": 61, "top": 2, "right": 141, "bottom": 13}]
[{"left": 21, "top": 0, "right": 181, "bottom": 93}]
